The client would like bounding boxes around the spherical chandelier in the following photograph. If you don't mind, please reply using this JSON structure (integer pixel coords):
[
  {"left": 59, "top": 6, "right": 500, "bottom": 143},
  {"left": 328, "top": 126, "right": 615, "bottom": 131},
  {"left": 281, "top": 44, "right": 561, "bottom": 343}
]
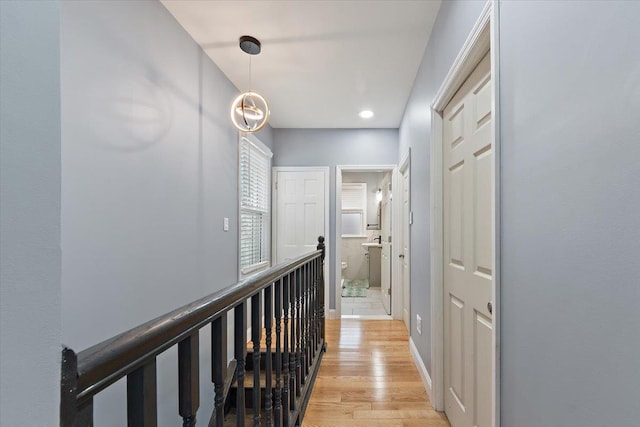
[{"left": 231, "top": 36, "right": 270, "bottom": 133}]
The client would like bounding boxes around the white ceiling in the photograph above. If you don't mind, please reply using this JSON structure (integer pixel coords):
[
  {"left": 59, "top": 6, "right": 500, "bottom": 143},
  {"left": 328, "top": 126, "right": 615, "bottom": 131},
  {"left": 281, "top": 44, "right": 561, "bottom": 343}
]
[{"left": 161, "top": 1, "right": 441, "bottom": 129}]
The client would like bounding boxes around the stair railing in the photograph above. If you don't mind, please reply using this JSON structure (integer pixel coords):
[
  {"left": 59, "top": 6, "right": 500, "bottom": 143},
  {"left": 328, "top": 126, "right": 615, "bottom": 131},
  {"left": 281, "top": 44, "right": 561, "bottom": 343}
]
[{"left": 61, "top": 236, "right": 327, "bottom": 427}]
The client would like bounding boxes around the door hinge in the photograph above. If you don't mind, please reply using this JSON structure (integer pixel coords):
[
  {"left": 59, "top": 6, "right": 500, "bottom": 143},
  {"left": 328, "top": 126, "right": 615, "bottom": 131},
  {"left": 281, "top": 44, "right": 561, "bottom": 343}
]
[
  {"left": 387, "top": 288, "right": 391, "bottom": 295},
  {"left": 275, "top": 181, "right": 277, "bottom": 190}
]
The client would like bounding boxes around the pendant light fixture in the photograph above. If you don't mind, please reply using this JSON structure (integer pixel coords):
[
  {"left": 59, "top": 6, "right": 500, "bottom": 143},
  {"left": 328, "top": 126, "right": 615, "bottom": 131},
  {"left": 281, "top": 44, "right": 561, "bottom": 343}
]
[{"left": 231, "top": 35, "right": 270, "bottom": 133}]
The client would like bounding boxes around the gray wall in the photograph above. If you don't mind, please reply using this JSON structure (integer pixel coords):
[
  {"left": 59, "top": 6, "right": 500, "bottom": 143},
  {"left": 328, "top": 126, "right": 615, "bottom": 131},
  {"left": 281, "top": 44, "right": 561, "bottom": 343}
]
[
  {"left": 0, "top": 1, "right": 62, "bottom": 425},
  {"left": 398, "top": 0, "right": 486, "bottom": 372},
  {"left": 499, "top": 2, "right": 640, "bottom": 426},
  {"left": 402, "top": 0, "right": 640, "bottom": 424},
  {"left": 60, "top": 1, "right": 271, "bottom": 425},
  {"left": 273, "top": 129, "right": 398, "bottom": 309}
]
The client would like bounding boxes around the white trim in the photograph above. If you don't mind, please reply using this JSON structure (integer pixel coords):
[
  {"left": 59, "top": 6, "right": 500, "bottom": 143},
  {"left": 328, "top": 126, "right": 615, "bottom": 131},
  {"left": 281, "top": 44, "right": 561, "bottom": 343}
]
[
  {"left": 391, "top": 165, "right": 403, "bottom": 322},
  {"left": 328, "top": 309, "right": 336, "bottom": 320},
  {"left": 334, "top": 165, "right": 398, "bottom": 320},
  {"left": 429, "top": 1, "right": 499, "bottom": 425},
  {"left": 396, "top": 149, "right": 411, "bottom": 329},
  {"left": 490, "top": 2, "right": 502, "bottom": 426},
  {"left": 409, "top": 337, "right": 433, "bottom": 402},
  {"left": 431, "top": 1, "right": 492, "bottom": 112},
  {"left": 342, "top": 314, "right": 392, "bottom": 320},
  {"left": 399, "top": 148, "right": 411, "bottom": 174},
  {"left": 238, "top": 133, "right": 272, "bottom": 280},
  {"left": 240, "top": 260, "right": 270, "bottom": 276},
  {"left": 241, "top": 132, "right": 273, "bottom": 159},
  {"left": 429, "top": 105, "right": 445, "bottom": 411},
  {"left": 271, "top": 166, "right": 331, "bottom": 320},
  {"left": 341, "top": 183, "right": 368, "bottom": 237}
]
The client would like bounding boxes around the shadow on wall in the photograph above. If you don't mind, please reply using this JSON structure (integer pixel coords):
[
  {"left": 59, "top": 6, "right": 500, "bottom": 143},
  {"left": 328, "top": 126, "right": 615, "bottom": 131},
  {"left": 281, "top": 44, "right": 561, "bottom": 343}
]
[{"left": 78, "top": 24, "right": 232, "bottom": 152}]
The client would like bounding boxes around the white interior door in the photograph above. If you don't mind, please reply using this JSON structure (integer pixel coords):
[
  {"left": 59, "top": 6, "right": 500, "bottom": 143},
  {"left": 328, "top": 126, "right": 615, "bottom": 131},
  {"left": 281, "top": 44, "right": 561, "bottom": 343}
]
[
  {"left": 401, "top": 168, "right": 410, "bottom": 329},
  {"left": 274, "top": 169, "right": 326, "bottom": 262},
  {"left": 443, "top": 52, "right": 493, "bottom": 427},
  {"left": 380, "top": 174, "right": 392, "bottom": 314}
]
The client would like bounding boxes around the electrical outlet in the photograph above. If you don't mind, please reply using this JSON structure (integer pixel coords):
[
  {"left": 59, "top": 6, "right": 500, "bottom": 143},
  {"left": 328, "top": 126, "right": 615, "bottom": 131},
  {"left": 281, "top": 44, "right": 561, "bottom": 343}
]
[
  {"left": 416, "top": 314, "right": 422, "bottom": 335},
  {"left": 223, "top": 217, "right": 229, "bottom": 232}
]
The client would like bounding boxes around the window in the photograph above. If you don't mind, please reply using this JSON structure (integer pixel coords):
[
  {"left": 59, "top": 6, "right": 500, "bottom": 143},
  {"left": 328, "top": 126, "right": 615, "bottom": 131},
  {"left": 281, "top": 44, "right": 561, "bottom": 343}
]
[
  {"left": 341, "top": 183, "right": 367, "bottom": 237},
  {"left": 239, "top": 134, "right": 272, "bottom": 276}
]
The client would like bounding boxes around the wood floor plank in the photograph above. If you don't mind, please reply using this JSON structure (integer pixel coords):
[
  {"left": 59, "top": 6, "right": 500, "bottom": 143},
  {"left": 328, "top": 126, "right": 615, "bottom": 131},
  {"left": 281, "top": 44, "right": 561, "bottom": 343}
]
[{"left": 302, "top": 319, "right": 450, "bottom": 427}]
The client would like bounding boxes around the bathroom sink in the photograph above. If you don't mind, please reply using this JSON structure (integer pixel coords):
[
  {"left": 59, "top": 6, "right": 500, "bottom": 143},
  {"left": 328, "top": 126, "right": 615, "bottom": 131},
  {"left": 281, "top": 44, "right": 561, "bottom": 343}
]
[{"left": 361, "top": 242, "right": 382, "bottom": 248}]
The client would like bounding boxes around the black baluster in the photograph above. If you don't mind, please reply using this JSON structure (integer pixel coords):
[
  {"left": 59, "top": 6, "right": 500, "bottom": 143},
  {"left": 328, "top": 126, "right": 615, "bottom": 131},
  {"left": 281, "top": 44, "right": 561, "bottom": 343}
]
[
  {"left": 309, "top": 260, "right": 315, "bottom": 363},
  {"left": 305, "top": 261, "right": 313, "bottom": 375},
  {"left": 212, "top": 315, "right": 227, "bottom": 427},
  {"left": 251, "top": 293, "right": 262, "bottom": 427},
  {"left": 127, "top": 359, "right": 157, "bottom": 427},
  {"left": 303, "top": 263, "right": 310, "bottom": 379},
  {"left": 312, "top": 258, "right": 318, "bottom": 352},
  {"left": 295, "top": 268, "right": 302, "bottom": 397},
  {"left": 178, "top": 333, "right": 199, "bottom": 427},
  {"left": 264, "top": 286, "right": 273, "bottom": 427},
  {"left": 282, "top": 274, "right": 290, "bottom": 426},
  {"left": 300, "top": 264, "right": 307, "bottom": 383},
  {"left": 318, "top": 236, "right": 326, "bottom": 351},
  {"left": 274, "top": 279, "right": 283, "bottom": 427},
  {"left": 235, "top": 302, "right": 247, "bottom": 427},
  {"left": 315, "top": 258, "right": 322, "bottom": 345},
  {"left": 289, "top": 271, "right": 297, "bottom": 408}
]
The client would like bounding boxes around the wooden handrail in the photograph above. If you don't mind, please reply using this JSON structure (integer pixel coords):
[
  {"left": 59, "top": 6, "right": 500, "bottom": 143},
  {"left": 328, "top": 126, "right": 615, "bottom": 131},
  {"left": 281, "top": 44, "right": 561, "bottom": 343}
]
[{"left": 76, "top": 249, "right": 322, "bottom": 402}]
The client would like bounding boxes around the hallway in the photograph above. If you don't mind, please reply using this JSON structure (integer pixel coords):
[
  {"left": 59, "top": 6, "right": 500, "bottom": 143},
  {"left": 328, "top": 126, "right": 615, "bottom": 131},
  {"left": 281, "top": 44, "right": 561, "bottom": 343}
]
[{"left": 303, "top": 320, "right": 449, "bottom": 427}]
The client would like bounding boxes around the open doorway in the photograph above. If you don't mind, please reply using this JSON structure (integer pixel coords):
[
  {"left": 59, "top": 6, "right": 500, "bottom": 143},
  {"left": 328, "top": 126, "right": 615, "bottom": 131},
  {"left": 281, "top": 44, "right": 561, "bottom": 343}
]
[{"left": 335, "top": 165, "right": 399, "bottom": 320}]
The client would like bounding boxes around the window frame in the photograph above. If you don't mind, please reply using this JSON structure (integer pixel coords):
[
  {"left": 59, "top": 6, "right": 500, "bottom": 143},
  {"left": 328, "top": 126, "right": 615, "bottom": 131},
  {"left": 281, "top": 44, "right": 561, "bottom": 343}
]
[
  {"left": 238, "top": 133, "right": 273, "bottom": 278},
  {"left": 341, "top": 183, "right": 367, "bottom": 238}
]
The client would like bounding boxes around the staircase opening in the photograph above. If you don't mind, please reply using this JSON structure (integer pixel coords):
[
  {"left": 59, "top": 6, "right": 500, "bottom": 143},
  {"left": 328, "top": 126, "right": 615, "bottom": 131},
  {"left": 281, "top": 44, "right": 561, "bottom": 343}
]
[{"left": 61, "top": 237, "right": 327, "bottom": 427}]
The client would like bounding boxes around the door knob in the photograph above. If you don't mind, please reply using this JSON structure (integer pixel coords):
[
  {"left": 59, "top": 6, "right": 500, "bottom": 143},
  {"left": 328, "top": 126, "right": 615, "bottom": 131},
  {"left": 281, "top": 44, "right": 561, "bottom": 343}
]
[
  {"left": 398, "top": 254, "right": 405, "bottom": 259},
  {"left": 487, "top": 301, "right": 493, "bottom": 314}
]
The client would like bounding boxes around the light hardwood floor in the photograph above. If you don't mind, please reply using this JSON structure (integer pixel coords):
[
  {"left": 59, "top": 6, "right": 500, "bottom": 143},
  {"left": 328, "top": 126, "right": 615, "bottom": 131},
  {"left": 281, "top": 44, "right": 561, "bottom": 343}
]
[{"left": 303, "top": 319, "right": 450, "bottom": 427}]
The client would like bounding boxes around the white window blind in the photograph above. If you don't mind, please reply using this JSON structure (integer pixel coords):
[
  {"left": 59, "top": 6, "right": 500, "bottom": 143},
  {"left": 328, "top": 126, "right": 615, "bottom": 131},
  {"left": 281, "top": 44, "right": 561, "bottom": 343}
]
[
  {"left": 341, "top": 183, "right": 367, "bottom": 237},
  {"left": 239, "top": 135, "right": 272, "bottom": 275}
]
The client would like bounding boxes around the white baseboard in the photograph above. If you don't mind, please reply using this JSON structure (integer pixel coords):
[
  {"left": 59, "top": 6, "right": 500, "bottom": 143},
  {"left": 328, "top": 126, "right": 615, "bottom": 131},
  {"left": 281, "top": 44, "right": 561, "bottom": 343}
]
[
  {"left": 409, "top": 337, "right": 433, "bottom": 402},
  {"left": 329, "top": 309, "right": 336, "bottom": 320}
]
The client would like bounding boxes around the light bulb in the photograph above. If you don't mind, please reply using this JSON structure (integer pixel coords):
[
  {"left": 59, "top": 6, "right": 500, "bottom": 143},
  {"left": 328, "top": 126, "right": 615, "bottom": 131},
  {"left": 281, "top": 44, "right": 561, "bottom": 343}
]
[{"left": 359, "top": 110, "right": 374, "bottom": 119}]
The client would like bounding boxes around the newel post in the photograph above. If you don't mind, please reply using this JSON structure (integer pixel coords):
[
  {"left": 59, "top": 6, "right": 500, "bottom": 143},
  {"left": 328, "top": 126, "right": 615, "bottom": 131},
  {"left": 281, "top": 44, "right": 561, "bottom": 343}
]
[
  {"left": 61, "top": 347, "right": 94, "bottom": 427},
  {"left": 316, "top": 236, "right": 326, "bottom": 351}
]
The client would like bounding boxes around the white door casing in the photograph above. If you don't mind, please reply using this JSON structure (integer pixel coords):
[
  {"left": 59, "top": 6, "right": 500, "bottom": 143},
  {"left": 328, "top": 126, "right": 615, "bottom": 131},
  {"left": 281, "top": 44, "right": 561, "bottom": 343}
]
[
  {"left": 334, "top": 165, "right": 399, "bottom": 319},
  {"left": 443, "top": 52, "right": 493, "bottom": 427},
  {"left": 401, "top": 166, "right": 410, "bottom": 330},
  {"left": 380, "top": 173, "right": 392, "bottom": 314}
]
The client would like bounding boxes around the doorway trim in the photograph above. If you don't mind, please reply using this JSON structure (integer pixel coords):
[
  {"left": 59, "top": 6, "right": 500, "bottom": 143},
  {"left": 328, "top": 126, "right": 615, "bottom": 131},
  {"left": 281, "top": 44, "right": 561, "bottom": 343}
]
[
  {"left": 398, "top": 150, "right": 411, "bottom": 330},
  {"left": 429, "top": 2, "right": 500, "bottom": 426},
  {"left": 272, "top": 166, "right": 331, "bottom": 320},
  {"left": 334, "top": 165, "right": 400, "bottom": 319}
]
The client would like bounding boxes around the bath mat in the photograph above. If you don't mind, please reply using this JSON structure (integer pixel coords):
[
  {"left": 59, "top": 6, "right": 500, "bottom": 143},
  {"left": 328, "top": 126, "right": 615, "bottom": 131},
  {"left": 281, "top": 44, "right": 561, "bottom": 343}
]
[{"left": 341, "top": 279, "right": 370, "bottom": 297}]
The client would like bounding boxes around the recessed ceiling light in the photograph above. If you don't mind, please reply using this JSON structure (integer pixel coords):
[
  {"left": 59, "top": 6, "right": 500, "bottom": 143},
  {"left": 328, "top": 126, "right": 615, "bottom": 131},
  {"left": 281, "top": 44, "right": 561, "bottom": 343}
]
[{"left": 359, "top": 110, "right": 374, "bottom": 119}]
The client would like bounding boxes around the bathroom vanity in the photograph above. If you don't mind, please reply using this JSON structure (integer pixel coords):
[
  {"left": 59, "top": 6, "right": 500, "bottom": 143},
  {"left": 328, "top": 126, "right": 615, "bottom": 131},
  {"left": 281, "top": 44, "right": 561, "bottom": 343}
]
[{"left": 362, "top": 242, "right": 382, "bottom": 287}]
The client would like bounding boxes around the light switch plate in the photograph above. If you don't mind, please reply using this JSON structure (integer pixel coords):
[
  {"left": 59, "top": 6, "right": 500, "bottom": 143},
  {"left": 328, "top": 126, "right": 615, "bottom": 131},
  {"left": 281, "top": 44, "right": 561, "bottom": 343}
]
[{"left": 223, "top": 217, "right": 229, "bottom": 232}]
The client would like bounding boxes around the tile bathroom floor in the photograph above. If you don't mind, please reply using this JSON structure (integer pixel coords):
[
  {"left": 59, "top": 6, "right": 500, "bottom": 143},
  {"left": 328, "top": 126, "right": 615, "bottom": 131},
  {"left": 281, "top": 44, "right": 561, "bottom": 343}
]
[{"left": 341, "top": 287, "right": 390, "bottom": 317}]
